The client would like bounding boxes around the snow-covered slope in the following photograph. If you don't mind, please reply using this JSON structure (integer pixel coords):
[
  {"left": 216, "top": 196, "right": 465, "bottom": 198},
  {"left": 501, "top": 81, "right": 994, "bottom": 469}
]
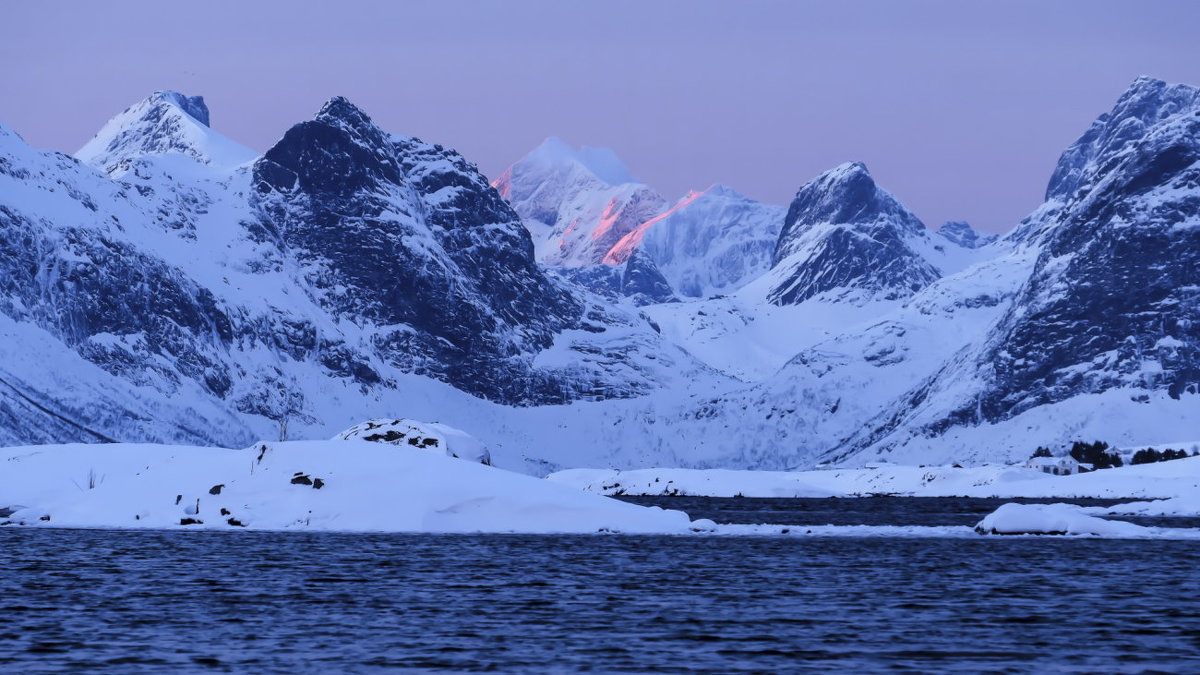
[
  {"left": 76, "top": 90, "right": 256, "bottom": 175},
  {"left": 604, "top": 185, "right": 786, "bottom": 298},
  {"left": 0, "top": 440, "right": 698, "bottom": 533},
  {"left": 0, "top": 93, "right": 718, "bottom": 451},
  {"left": 492, "top": 137, "right": 667, "bottom": 266},
  {"left": 828, "top": 76, "right": 1200, "bottom": 465},
  {"left": 548, "top": 451, "right": 1200, "bottom": 499}
]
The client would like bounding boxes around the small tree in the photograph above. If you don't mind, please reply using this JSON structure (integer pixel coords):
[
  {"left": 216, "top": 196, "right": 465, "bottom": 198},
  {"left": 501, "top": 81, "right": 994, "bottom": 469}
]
[
  {"left": 1069, "top": 440, "right": 1123, "bottom": 470},
  {"left": 1131, "top": 448, "right": 1162, "bottom": 465},
  {"left": 1031, "top": 446, "right": 1053, "bottom": 459}
]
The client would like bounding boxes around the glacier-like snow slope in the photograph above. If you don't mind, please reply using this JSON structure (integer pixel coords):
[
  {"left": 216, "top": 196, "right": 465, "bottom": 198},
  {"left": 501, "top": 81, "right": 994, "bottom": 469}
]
[
  {"left": 498, "top": 77, "right": 1200, "bottom": 472},
  {"left": 492, "top": 137, "right": 668, "bottom": 266}
]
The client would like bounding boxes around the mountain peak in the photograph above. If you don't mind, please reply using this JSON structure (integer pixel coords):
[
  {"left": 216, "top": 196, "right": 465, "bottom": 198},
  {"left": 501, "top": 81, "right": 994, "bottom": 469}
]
[
  {"left": 315, "top": 96, "right": 376, "bottom": 130},
  {"left": 523, "top": 137, "right": 637, "bottom": 186},
  {"left": 766, "top": 162, "right": 937, "bottom": 304},
  {"left": 148, "top": 90, "right": 210, "bottom": 127},
  {"left": 777, "top": 161, "right": 922, "bottom": 244},
  {"left": 1045, "top": 76, "right": 1200, "bottom": 202},
  {"left": 75, "top": 90, "right": 253, "bottom": 174},
  {"left": 937, "top": 220, "right": 997, "bottom": 249}
]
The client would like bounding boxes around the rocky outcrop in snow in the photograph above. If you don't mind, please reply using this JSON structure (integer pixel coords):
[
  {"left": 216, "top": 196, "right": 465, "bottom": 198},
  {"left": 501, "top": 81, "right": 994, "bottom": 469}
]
[{"left": 335, "top": 418, "right": 491, "bottom": 465}]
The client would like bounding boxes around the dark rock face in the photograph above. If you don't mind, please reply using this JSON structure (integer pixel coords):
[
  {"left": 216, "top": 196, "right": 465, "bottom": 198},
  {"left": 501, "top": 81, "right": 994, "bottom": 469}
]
[
  {"left": 768, "top": 162, "right": 940, "bottom": 305},
  {"left": 159, "top": 92, "right": 210, "bottom": 127},
  {"left": 970, "top": 78, "right": 1200, "bottom": 419},
  {"left": 620, "top": 250, "right": 677, "bottom": 305},
  {"left": 0, "top": 205, "right": 236, "bottom": 399},
  {"left": 550, "top": 250, "right": 676, "bottom": 307},
  {"left": 251, "top": 98, "right": 585, "bottom": 402}
]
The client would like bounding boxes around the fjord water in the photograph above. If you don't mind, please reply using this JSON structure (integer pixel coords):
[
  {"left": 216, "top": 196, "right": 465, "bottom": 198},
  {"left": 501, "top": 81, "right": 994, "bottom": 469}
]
[{"left": 3, "top": 500, "right": 1199, "bottom": 673}]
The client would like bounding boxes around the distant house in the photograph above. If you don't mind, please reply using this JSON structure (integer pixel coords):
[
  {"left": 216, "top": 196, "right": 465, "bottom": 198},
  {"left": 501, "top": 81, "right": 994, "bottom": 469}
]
[{"left": 1025, "top": 456, "right": 1085, "bottom": 476}]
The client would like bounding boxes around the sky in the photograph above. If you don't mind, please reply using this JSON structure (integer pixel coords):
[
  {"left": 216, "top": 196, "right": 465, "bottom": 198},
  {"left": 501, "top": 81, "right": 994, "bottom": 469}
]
[{"left": 3, "top": 1, "right": 1199, "bottom": 233}]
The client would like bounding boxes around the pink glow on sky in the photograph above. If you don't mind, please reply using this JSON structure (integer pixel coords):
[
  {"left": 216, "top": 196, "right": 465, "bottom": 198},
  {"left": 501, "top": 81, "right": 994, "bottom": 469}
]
[
  {"left": 3, "top": 1, "right": 1199, "bottom": 233},
  {"left": 603, "top": 188, "right": 709, "bottom": 265}
]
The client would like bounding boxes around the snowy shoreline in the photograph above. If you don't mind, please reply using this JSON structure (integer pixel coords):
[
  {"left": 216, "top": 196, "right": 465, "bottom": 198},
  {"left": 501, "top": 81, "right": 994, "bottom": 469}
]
[
  {"left": 4, "top": 441, "right": 1198, "bottom": 537},
  {"left": 547, "top": 455, "right": 1200, "bottom": 503}
]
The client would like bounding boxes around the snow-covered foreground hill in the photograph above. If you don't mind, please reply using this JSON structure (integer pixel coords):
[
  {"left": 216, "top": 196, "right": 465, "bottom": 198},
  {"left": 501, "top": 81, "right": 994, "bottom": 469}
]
[{"left": 0, "top": 440, "right": 699, "bottom": 534}]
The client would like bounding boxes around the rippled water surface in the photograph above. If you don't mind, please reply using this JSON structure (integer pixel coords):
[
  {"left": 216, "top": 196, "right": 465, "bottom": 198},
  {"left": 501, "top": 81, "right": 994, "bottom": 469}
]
[{"left": 3, "top": 500, "right": 1199, "bottom": 673}]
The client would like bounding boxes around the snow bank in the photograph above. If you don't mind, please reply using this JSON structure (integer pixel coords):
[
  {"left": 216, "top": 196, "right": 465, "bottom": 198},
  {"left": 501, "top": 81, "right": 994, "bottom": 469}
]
[
  {"left": 975, "top": 503, "right": 1150, "bottom": 537},
  {"left": 334, "top": 418, "right": 491, "bottom": 465},
  {"left": 1092, "top": 493, "right": 1200, "bottom": 517},
  {"left": 548, "top": 455, "right": 1200, "bottom": 500},
  {"left": 0, "top": 441, "right": 695, "bottom": 534},
  {"left": 548, "top": 467, "right": 844, "bottom": 498},
  {"left": 549, "top": 463, "right": 1052, "bottom": 498}
]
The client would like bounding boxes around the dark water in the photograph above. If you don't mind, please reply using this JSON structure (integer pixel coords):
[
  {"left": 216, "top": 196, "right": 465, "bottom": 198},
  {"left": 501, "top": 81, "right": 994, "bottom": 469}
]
[
  {"left": 619, "top": 495, "right": 1200, "bottom": 529},
  {"left": 1, "top": 500, "right": 1199, "bottom": 673}
]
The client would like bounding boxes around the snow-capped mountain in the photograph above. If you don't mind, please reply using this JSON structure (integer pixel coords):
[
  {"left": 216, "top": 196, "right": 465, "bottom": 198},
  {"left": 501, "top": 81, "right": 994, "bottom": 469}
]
[
  {"left": 0, "top": 92, "right": 710, "bottom": 451},
  {"left": 764, "top": 162, "right": 949, "bottom": 305},
  {"left": 76, "top": 91, "right": 256, "bottom": 176},
  {"left": 492, "top": 137, "right": 668, "bottom": 266},
  {"left": 0, "top": 78, "right": 1196, "bottom": 473},
  {"left": 603, "top": 185, "right": 786, "bottom": 299},
  {"left": 804, "top": 76, "right": 1200, "bottom": 464}
]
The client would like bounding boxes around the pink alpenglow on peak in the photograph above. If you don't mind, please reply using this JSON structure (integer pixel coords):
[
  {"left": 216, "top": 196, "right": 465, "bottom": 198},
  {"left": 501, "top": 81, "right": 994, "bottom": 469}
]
[{"left": 603, "top": 188, "right": 710, "bottom": 265}]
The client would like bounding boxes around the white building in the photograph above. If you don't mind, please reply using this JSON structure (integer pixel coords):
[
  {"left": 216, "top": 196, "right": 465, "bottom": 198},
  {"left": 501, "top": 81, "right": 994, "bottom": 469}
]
[{"left": 1026, "top": 456, "right": 1085, "bottom": 476}]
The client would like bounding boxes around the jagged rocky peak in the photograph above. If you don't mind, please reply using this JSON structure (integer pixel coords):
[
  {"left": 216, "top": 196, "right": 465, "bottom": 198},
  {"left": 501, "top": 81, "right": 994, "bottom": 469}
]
[
  {"left": 496, "top": 137, "right": 667, "bottom": 267},
  {"left": 886, "top": 75, "right": 1200, "bottom": 444},
  {"left": 937, "top": 221, "right": 996, "bottom": 249},
  {"left": 75, "top": 90, "right": 255, "bottom": 175},
  {"left": 255, "top": 95, "right": 403, "bottom": 195},
  {"left": 251, "top": 95, "right": 601, "bottom": 404},
  {"left": 1045, "top": 76, "right": 1200, "bottom": 203},
  {"left": 766, "top": 162, "right": 939, "bottom": 305}
]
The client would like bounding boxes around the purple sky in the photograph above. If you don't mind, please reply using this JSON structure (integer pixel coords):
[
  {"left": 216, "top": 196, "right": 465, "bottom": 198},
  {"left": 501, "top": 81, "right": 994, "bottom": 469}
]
[{"left": 3, "top": 1, "right": 1199, "bottom": 232}]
